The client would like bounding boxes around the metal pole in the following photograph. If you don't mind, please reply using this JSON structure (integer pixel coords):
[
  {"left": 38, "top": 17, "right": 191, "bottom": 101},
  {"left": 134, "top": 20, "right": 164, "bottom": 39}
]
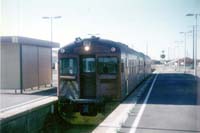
[
  {"left": 194, "top": 14, "right": 198, "bottom": 76},
  {"left": 146, "top": 43, "right": 148, "bottom": 56},
  {"left": 168, "top": 47, "right": 170, "bottom": 60},
  {"left": 50, "top": 17, "right": 53, "bottom": 42},
  {"left": 42, "top": 16, "right": 61, "bottom": 86},
  {"left": 184, "top": 33, "right": 186, "bottom": 73},
  {"left": 178, "top": 46, "right": 180, "bottom": 71},
  {"left": 174, "top": 46, "right": 176, "bottom": 60},
  {"left": 193, "top": 26, "right": 195, "bottom": 69},
  {"left": 174, "top": 46, "right": 177, "bottom": 70},
  {"left": 50, "top": 17, "right": 53, "bottom": 87},
  {"left": 177, "top": 46, "right": 179, "bottom": 71}
]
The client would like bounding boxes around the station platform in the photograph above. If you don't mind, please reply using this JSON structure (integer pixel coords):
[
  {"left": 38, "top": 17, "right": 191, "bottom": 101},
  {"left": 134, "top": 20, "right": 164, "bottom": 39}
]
[
  {"left": 0, "top": 86, "right": 58, "bottom": 133},
  {"left": 0, "top": 86, "right": 57, "bottom": 112},
  {"left": 93, "top": 68, "right": 200, "bottom": 133},
  {"left": 0, "top": 86, "right": 57, "bottom": 120}
]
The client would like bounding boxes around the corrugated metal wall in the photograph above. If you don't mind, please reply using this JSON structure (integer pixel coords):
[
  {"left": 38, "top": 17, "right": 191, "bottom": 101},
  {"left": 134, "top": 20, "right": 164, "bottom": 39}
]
[
  {"left": 38, "top": 47, "right": 51, "bottom": 85},
  {"left": 0, "top": 43, "right": 20, "bottom": 89},
  {"left": 22, "top": 45, "right": 39, "bottom": 89},
  {"left": 22, "top": 45, "right": 51, "bottom": 89},
  {"left": 1, "top": 43, "right": 52, "bottom": 90}
]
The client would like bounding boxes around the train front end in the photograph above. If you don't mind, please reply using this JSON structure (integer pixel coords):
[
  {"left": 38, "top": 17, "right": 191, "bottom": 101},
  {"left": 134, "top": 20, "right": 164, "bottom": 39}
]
[{"left": 58, "top": 37, "right": 121, "bottom": 116}]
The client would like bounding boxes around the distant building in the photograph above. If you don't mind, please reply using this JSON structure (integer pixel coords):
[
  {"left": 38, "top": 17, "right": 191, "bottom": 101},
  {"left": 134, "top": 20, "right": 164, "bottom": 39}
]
[
  {"left": 178, "top": 57, "right": 193, "bottom": 66},
  {"left": 0, "top": 36, "right": 59, "bottom": 93},
  {"left": 167, "top": 57, "right": 195, "bottom": 68}
]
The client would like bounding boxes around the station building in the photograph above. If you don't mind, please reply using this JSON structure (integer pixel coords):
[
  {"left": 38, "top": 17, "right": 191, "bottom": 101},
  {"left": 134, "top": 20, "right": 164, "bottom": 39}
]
[{"left": 0, "top": 36, "right": 60, "bottom": 93}]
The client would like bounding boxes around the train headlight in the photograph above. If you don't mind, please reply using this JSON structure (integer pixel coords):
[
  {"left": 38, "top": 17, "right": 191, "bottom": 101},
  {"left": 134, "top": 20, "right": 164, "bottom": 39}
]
[
  {"left": 83, "top": 40, "right": 91, "bottom": 51},
  {"left": 84, "top": 46, "right": 90, "bottom": 51}
]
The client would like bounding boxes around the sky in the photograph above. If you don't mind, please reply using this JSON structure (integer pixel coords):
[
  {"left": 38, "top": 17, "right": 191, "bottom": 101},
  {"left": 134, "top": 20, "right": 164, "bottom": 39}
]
[{"left": 1, "top": 0, "right": 200, "bottom": 59}]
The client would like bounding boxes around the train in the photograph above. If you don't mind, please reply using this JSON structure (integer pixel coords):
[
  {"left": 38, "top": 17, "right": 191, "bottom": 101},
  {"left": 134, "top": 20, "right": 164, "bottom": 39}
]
[{"left": 58, "top": 36, "right": 151, "bottom": 116}]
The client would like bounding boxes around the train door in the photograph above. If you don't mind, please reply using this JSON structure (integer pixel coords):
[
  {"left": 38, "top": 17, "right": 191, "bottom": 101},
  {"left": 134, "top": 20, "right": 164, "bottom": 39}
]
[{"left": 80, "top": 56, "right": 96, "bottom": 99}]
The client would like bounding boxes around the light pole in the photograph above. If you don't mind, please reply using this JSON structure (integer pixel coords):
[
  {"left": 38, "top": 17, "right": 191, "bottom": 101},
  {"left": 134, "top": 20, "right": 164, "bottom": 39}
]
[
  {"left": 179, "top": 32, "right": 186, "bottom": 73},
  {"left": 174, "top": 41, "right": 183, "bottom": 71},
  {"left": 175, "top": 45, "right": 180, "bottom": 71},
  {"left": 186, "top": 13, "right": 200, "bottom": 77},
  {"left": 168, "top": 47, "right": 170, "bottom": 61},
  {"left": 42, "top": 16, "right": 62, "bottom": 43},
  {"left": 42, "top": 16, "right": 61, "bottom": 86},
  {"left": 192, "top": 26, "right": 195, "bottom": 69},
  {"left": 146, "top": 42, "right": 148, "bottom": 56},
  {"left": 180, "top": 31, "right": 192, "bottom": 73}
]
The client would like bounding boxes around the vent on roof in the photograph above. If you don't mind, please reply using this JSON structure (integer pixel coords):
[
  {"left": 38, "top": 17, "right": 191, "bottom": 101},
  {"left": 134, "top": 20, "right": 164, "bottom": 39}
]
[
  {"left": 91, "top": 36, "right": 100, "bottom": 40},
  {"left": 75, "top": 37, "right": 82, "bottom": 43}
]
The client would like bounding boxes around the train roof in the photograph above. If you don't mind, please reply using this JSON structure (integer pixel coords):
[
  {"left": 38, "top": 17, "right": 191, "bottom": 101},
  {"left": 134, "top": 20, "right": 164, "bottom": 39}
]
[{"left": 61, "top": 36, "right": 150, "bottom": 59}]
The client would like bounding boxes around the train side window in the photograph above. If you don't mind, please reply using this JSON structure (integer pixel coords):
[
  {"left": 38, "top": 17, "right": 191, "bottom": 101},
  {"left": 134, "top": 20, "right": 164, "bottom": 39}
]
[
  {"left": 98, "top": 57, "right": 118, "bottom": 74},
  {"left": 59, "top": 58, "right": 77, "bottom": 75}
]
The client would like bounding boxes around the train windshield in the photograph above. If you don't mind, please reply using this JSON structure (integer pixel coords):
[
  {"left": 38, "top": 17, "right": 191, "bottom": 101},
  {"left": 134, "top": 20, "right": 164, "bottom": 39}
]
[
  {"left": 98, "top": 57, "right": 118, "bottom": 74},
  {"left": 59, "top": 58, "right": 77, "bottom": 75},
  {"left": 81, "top": 57, "right": 96, "bottom": 73}
]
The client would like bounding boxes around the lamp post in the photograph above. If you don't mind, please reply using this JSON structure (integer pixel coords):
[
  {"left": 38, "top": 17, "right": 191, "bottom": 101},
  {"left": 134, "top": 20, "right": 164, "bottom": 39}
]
[
  {"left": 192, "top": 26, "right": 195, "bottom": 69},
  {"left": 174, "top": 41, "right": 183, "bottom": 71},
  {"left": 168, "top": 47, "right": 170, "bottom": 61},
  {"left": 186, "top": 13, "right": 200, "bottom": 77},
  {"left": 42, "top": 16, "right": 61, "bottom": 86},
  {"left": 179, "top": 32, "right": 186, "bottom": 72},
  {"left": 175, "top": 45, "right": 180, "bottom": 71},
  {"left": 42, "top": 16, "right": 62, "bottom": 43},
  {"left": 180, "top": 31, "right": 192, "bottom": 73}
]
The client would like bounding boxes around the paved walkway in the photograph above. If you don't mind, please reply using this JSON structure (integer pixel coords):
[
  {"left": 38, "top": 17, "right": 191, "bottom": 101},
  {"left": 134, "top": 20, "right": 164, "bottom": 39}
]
[
  {"left": 119, "top": 73, "right": 200, "bottom": 133},
  {"left": 0, "top": 87, "right": 56, "bottom": 112}
]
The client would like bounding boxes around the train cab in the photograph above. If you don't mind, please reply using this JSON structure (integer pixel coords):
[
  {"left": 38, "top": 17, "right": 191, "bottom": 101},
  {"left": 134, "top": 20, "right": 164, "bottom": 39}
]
[
  {"left": 58, "top": 37, "right": 122, "bottom": 115},
  {"left": 58, "top": 37, "right": 151, "bottom": 116}
]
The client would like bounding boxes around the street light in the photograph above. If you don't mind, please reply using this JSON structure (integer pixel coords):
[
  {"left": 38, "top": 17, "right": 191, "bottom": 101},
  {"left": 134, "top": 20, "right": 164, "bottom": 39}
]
[
  {"left": 42, "top": 16, "right": 62, "bottom": 43},
  {"left": 42, "top": 16, "right": 61, "bottom": 86},
  {"left": 179, "top": 32, "right": 186, "bottom": 73},
  {"left": 174, "top": 41, "right": 183, "bottom": 71},
  {"left": 180, "top": 31, "right": 192, "bottom": 73},
  {"left": 186, "top": 13, "right": 200, "bottom": 77}
]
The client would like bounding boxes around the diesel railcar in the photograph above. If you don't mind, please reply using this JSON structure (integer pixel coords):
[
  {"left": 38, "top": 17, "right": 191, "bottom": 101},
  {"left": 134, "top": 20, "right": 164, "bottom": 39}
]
[{"left": 58, "top": 36, "right": 151, "bottom": 116}]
